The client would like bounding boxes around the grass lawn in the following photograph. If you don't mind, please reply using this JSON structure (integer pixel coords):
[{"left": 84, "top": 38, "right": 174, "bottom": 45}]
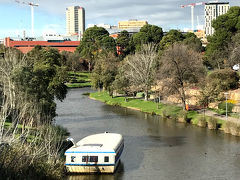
[
  {"left": 90, "top": 91, "right": 225, "bottom": 128},
  {"left": 66, "top": 71, "right": 91, "bottom": 88},
  {"left": 90, "top": 91, "right": 182, "bottom": 117}
]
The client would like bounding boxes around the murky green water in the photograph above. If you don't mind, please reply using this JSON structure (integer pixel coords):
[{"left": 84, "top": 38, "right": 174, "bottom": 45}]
[{"left": 56, "top": 88, "right": 240, "bottom": 180}]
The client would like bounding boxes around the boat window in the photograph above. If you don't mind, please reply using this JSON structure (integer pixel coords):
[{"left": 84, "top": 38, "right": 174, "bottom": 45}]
[
  {"left": 104, "top": 156, "right": 109, "bottom": 162},
  {"left": 89, "top": 156, "right": 98, "bottom": 162},
  {"left": 82, "top": 156, "right": 88, "bottom": 162},
  {"left": 71, "top": 156, "right": 76, "bottom": 162}
]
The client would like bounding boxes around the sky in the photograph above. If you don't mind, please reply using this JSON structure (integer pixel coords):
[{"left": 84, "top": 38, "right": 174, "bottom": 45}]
[{"left": 0, "top": 0, "right": 240, "bottom": 38}]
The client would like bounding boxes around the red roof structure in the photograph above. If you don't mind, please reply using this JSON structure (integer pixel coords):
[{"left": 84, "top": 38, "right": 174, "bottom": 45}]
[{"left": 4, "top": 37, "right": 80, "bottom": 54}]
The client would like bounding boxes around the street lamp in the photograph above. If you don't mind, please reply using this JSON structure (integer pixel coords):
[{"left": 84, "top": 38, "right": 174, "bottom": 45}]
[{"left": 224, "top": 92, "right": 229, "bottom": 120}]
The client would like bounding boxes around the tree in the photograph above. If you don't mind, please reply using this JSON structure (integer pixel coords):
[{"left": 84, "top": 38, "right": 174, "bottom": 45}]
[
  {"left": 13, "top": 47, "right": 68, "bottom": 122},
  {"left": 205, "top": 6, "right": 240, "bottom": 69},
  {"left": 61, "top": 51, "right": 88, "bottom": 72},
  {"left": 183, "top": 32, "right": 203, "bottom": 52},
  {"left": 157, "top": 43, "right": 205, "bottom": 110},
  {"left": 91, "top": 53, "right": 119, "bottom": 95},
  {"left": 121, "top": 43, "right": 158, "bottom": 101},
  {"left": 228, "top": 33, "right": 240, "bottom": 67},
  {"left": 199, "top": 69, "right": 239, "bottom": 107},
  {"left": 159, "top": 29, "right": 185, "bottom": 51},
  {"left": 116, "top": 30, "right": 133, "bottom": 59},
  {"left": 76, "top": 26, "right": 116, "bottom": 70},
  {"left": 132, "top": 24, "right": 163, "bottom": 51}
]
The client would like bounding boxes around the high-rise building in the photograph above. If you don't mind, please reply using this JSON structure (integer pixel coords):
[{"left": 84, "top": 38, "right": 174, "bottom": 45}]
[
  {"left": 66, "top": 6, "right": 85, "bottom": 37},
  {"left": 204, "top": 2, "right": 230, "bottom": 36},
  {"left": 118, "top": 20, "right": 148, "bottom": 29}
]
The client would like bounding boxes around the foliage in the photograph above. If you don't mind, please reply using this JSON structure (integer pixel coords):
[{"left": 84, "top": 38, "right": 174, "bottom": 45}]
[
  {"left": 199, "top": 69, "right": 239, "bottom": 107},
  {"left": 132, "top": 24, "right": 163, "bottom": 51},
  {"left": 183, "top": 32, "right": 203, "bottom": 52},
  {"left": 61, "top": 51, "right": 88, "bottom": 72},
  {"left": 159, "top": 30, "right": 184, "bottom": 51},
  {"left": 76, "top": 26, "right": 116, "bottom": 69},
  {"left": 218, "top": 102, "right": 234, "bottom": 113},
  {"left": 158, "top": 42, "right": 205, "bottom": 109},
  {"left": 91, "top": 53, "right": 119, "bottom": 94},
  {"left": 205, "top": 6, "right": 240, "bottom": 69},
  {"left": 116, "top": 30, "right": 134, "bottom": 59},
  {"left": 12, "top": 47, "right": 68, "bottom": 122}
]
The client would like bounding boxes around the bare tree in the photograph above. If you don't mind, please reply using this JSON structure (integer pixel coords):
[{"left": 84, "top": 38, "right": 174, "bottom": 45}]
[
  {"left": 157, "top": 43, "right": 205, "bottom": 110},
  {"left": 123, "top": 43, "right": 158, "bottom": 100}
]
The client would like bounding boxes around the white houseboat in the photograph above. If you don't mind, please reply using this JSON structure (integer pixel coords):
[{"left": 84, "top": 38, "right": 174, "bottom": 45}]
[{"left": 65, "top": 132, "right": 124, "bottom": 173}]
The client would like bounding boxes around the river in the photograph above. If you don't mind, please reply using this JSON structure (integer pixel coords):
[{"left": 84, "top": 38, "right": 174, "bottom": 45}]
[{"left": 56, "top": 88, "right": 240, "bottom": 180}]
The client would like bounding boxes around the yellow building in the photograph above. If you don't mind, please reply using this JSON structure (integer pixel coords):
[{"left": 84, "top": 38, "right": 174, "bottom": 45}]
[{"left": 118, "top": 20, "right": 148, "bottom": 29}]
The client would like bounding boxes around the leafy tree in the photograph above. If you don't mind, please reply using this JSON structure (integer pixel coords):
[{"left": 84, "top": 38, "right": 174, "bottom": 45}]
[
  {"left": 205, "top": 6, "right": 240, "bottom": 69},
  {"left": 76, "top": 26, "right": 116, "bottom": 70},
  {"left": 116, "top": 30, "right": 133, "bottom": 59},
  {"left": 159, "top": 30, "right": 185, "bottom": 51},
  {"left": 199, "top": 69, "right": 239, "bottom": 107},
  {"left": 157, "top": 42, "right": 205, "bottom": 110},
  {"left": 91, "top": 53, "right": 119, "bottom": 95},
  {"left": 183, "top": 32, "right": 203, "bottom": 52},
  {"left": 121, "top": 43, "right": 158, "bottom": 101},
  {"left": 61, "top": 51, "right": 88, "bottom": 72},
  {"left": 13, "top": 47, "right": 68, "bottom": 122},
  {"left": 132, "top": 24, "right": 163, "bottom": 51},
  {"left": 228, "top": 33, "right": 240, "bottom": 67}
]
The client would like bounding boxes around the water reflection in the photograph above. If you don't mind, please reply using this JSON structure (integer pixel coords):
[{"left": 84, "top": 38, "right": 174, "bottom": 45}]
[
  {"left": 67, "top": 162, "right": 124, "bottom": 180},
  {"left": 56, "top": 88, "right": 240, "bottom": 180}
]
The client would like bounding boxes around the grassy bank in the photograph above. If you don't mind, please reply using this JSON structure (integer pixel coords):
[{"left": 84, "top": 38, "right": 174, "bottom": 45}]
[
  {"left": 90, "top": 91, "right": 226, "bottom": 130},
  {"left": 66, "top": 71, "right": 91, "bottom": 88}
]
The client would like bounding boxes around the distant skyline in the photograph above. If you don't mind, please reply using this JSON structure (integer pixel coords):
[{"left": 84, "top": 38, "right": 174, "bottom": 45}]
[{"left": 0, "top": 0, "right": 240, "bottom": 38}]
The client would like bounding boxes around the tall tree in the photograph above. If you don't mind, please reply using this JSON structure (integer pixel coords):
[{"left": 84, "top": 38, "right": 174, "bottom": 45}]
[
  {"left": 116, "top": 30, "right": 133, "bottom": 59},
  {"left": 205, "top": 6, "right": 240, "bottom": 69},
  {"left": 158, "top": 43, "right": 205, "bottom": 110},
  {"left": 132, "top": 24, "right": 163, "bottom": 51},
  {"left": 159, "top": 29, "right": 185, "bottom": 51},
  {"left": 76, "top": 26, "right": 116, "bottom": 70},
  {"left": 122, "top": 43, "right": 158, "bottom": 101}
]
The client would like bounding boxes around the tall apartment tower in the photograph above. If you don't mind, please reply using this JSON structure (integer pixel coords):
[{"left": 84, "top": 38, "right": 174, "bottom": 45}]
[
  {"left": 205, "top": 2, "right": 230, "bottom": 36},
  {"left": 66, "top": 6, "right": 85, "bottom": 37}
]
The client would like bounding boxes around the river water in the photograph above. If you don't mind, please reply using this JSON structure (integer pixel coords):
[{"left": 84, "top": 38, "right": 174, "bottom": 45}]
[{"left": 56, "top": 88, "right": 240, "bottom": 180}]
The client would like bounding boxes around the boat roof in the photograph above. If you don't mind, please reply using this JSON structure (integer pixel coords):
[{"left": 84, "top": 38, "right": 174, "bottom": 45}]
[{"left": 65, "top": 133, "right": 123, "bottom": 154}]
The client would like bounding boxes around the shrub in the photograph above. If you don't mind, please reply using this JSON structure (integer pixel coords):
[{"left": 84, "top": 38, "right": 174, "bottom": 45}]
[
  {"left": 208, "top": 117, "right": 217, "bottom": 130},
  {"left": 178, "top": 110, "right": 188, "bottom": 123},
  {"left": 218, "top": 102, "right": 234, "bottom": 113},
  {"left": 197, "top": 116, "right": 207, "bottom": 127}
]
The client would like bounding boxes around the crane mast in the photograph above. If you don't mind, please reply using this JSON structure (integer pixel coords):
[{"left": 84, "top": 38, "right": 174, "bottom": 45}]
[
  {"left": 181, "top": 2, "right": 205, "bottom": 31},
  {"left": 15, "top": 0, "right": 39, "bottom": 37}
]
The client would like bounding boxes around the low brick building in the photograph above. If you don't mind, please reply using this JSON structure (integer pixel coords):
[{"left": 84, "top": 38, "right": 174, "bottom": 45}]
[{"left": 4, "top": 37, "right": 80, "bottom": 54}]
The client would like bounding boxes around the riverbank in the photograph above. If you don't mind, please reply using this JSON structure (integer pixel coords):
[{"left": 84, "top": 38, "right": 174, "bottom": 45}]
[
  {"left": 89, "top": 91, "right": 240, "bottom": 136},
  {"left": 66, "top": 71, "right": 91, "bottom": 88}
]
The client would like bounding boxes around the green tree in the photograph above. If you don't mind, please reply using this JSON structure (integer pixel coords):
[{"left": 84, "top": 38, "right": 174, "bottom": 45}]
[
  {"left": 13, "top": 47, "right": 68, "bottom": 122},
  {"left": 205, "top": 6, "right": 240, "bottom": 69},
  {"left": 132, "top": 24, "right": 163, "bottom": 51},
  {"left": 199, "top": 69, "right": 239, "bottom": 107},
  {"left": 116, "top": 30, "right": 133, "bottom": 59},
  {"left": 76, "top": 26, "right": 116, "bottom": 70},
  {"left": 159, "top": 29, "right": 185, "bottom": 51},
  {"left": 183, "top": 32, "right": 203, "bottom": 52},
  {"left": 92, "top": 53, "right": 119, "bottom": 95}
]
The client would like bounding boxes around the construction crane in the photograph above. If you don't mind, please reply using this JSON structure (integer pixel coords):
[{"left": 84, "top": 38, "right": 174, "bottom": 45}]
[
  {"left": 181, "top": 2, "right": 205, "bottom": 31},
  {"left": 15, "top": 0, "right": 39, "bottom": 37}
]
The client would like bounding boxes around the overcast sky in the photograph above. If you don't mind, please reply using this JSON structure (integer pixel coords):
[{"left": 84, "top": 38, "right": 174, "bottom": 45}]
[{"left": 0, "top": 0, "right": 240, "bottom": 38}]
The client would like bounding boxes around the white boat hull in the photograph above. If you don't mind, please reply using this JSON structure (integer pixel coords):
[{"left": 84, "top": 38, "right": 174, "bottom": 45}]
[{"left": 65, "top": 165, "right": 115, "bottom": 173}]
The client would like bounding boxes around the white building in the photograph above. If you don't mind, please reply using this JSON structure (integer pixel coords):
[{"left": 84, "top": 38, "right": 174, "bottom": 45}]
[
  {"left": 205, "top": 2, "right": 230, "bottom": 36},
  {"left": 66, "top": 6, "right": 85, "bottom": 37}
]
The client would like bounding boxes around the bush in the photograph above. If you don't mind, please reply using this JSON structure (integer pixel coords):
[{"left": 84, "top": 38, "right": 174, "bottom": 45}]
[
  {"left": 208, "top": 117, "right": 217, "bottom": 130},
  {"left": 218, "top": 102, "right": 234, "bottom": 113},
  {"left": 197, "top": 116, "right": 207, "bottom": 127},
  {"left": 178, "top": 110, "right": 188, "bottom": 123}
]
